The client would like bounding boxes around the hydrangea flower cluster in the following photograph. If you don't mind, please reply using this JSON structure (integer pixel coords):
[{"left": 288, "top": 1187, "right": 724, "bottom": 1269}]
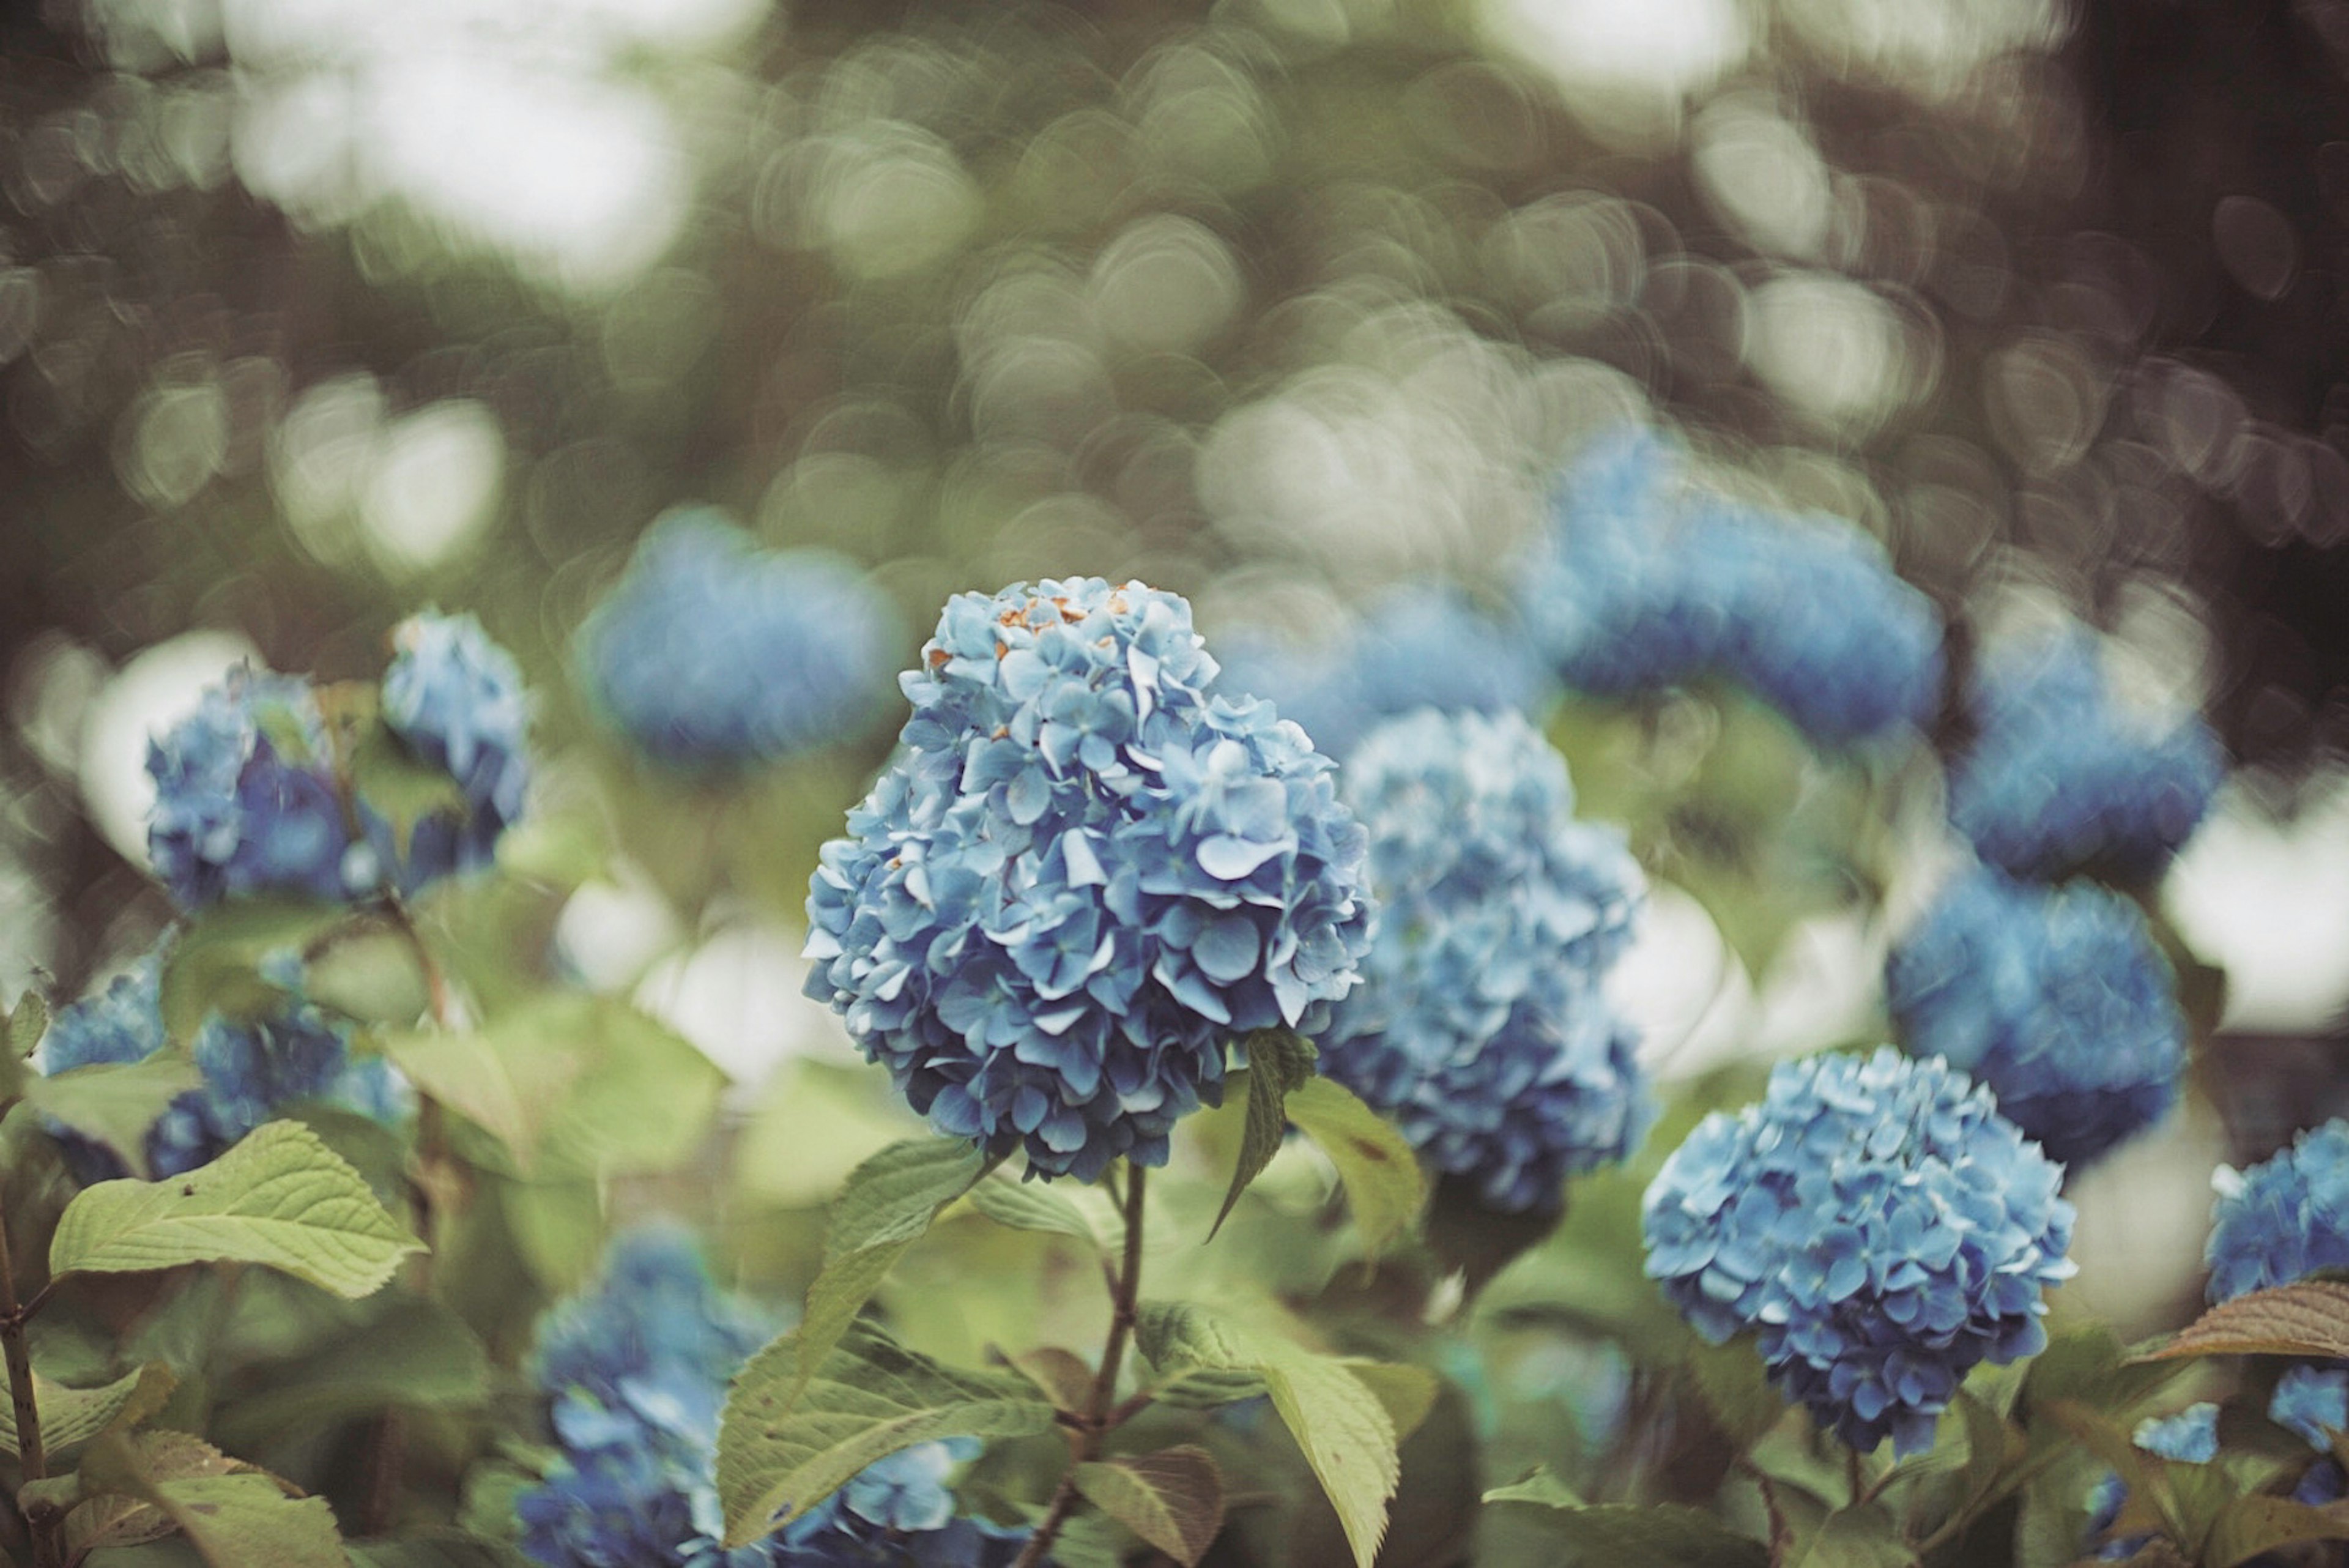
[
  {"left": 379, "top": 611, "right": 533, "bottom": 884},
  {"left": 805, "top": 578, "right": 1374, "bottom": 1180},
  {"left": 1515, "top": 428, "right": 1945, "bottom": 748},
  {"left": 1211, "top": 587, "right": 1546, "bottom": 760},
  {"left": 2203, "top": 1120, "right": 2349, "bottom": 1302},
  {"left": 2270, "top": 1364, "right": 2348, "bottom": 1452},
  {"left": 1948, "top": 629, "right": 2223, "bottom": 882},
  {"left": 1642, "top": 1048, "right": 2077, "bottom": 1455},
  {"left": 576, "top": 513, "right": 902, "bottom": 769},
  {"left": 147, "top": 612, "right": 530, "bottom": 909},
  {"left": 518, "top": 1228, "right": 1029, "bottom": 1568},
  {"left": 1885, "top": 866, "right": 2185, "bottom": 1170},
  {"left": 34, "top": 941, "right": 409, "bottom": 1181},
  {"left": 1319, "top": 709, "right": 1648, "bottom": 1213}
]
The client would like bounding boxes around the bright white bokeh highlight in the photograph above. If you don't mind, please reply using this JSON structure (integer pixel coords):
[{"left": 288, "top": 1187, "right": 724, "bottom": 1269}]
[{"left": 77, "top": 629, "right": 258, "bottom": 871}]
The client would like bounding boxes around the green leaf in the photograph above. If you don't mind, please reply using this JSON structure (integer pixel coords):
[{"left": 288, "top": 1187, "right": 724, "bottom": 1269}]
[
  {"left": 714, "top": 1320, "right": 1055, "bottom": 1546},
  {"left": 0, "top": 1361, "right": 173, "bottom": 1458},
  {"left": 2133, "top": 1280, "right": 2349, "bottom": 1363},
  {"left": 211, "top": 1300, "right": 489, "bottom": 1449},
  {"left": 300, "top": 931, "right": 431, "bottom": 1028},
  {"left": 382, "top": 1030, "right": 580, "bottom": 1175},
  {"left": 995, "top": 1345, "right": 1095, "bottom": 1411},
  {"left": 4, "top": 990, "right": 46, "bottom": 1101},
  {"left": 2022, "top": 1325, "right": 2181, "bottom": 1431},
  {"left": 57, "top": 1429, "right": 253, "bottom": 1560},
  {"left": 1955, "top": 1388, "right": 2022, "bottom": 1512},
  {"left": 80, "top": 1430, "right": 344, "bottom": 1568},
  {"left": 1481, "top": 1485, "right": 1771, "bottom": 1568},
  {"left": 733, "top": 1060, "right": 923, "bottom": 1209},
  {"left": 965, "top": 1171, "right": 1100, "bottom": 1248},
  {"left": 1132, "top": 1300, "right": 1400, "bottom": 1568},
  {"left": 2205, "top": 1493, "right": 2349, "bottom": 1568},
  {"left": 49, "top": 1120, "right": 421, "bottom": 1298},
  {"left": 1073, "top": 1446, "right": 1224, "bottom": 1567},
  {"left": 1795, "top": 1506, "right": 1918, "bottom": 1568},
  {"left": 1212, "top": 1030, "right": 1316, "bottom": 1239},
  {"left": 496, "top": 1176, "right": 604, "bottom": 1293},
  {"left": 349, "top": 720, "right": 468, "bottom": 861},
  {"left": 24, "top": 1057, "right": 207, "bottom": 1179},
  {"left": 1340, "top": 1359, "right": 1438, "bottom": 1444},
  {"left": 159, "top": 899, "right": 352, "bottom": 1043},
  {"left": 344, "top": 1534, "right": 535, "bottom": 1568},
  {"left": 774, "top": 1138, "right": 992, "bottom": 1416},
  {"left": 1280, "top": 1076, "right": 1425, "bottom": 1261},
  {"left": 411, "top": 995, "right": 724, "bottom": 1180}
]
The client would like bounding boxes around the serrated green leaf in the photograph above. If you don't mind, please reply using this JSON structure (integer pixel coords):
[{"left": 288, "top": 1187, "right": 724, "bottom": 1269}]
[
  {"left": 1481, "top": 1489, "right": 1772, "bottom": 1568},
  {"left": 771, "top": 1138, "right": 992, "bottom": 1417},
  {"left": 1212, "top": 1030, "right": 1316, "bottom": 1240},
  {"left": 1074, "top": 1446, "right": 1223, "bottom": 1567},
  {"left": 24, "top": 1057, "right": 207, "bottom": 1179},
  {"left": 349, "top": 721, "right": 469, "bottom": 861},
  {"left": 211, "top": 1299, "right": 489, "bottom": 1449},
  {"left": 2134, "top": 1280, "right": 2349, "bottom": 1364},
  {"left": 0, "top": 1361, "right": 173, "bottom": 1458},
  {"left": 1280, "top": 1075, "right": 1424, "bottom": 1261},
  {"left": 2205, "top": 1492, "right": 2349, "bottom": 1567},
  {"left": 966, "top": 1171, "right": 1100, "bottom": 1248},
  {"left": 1132, "top": 1300, "right": 1398, "bottom": 1568},
  {"left": 58, "top": 1429, "right": 253, "bottom": 1560},
  {"left": 1483, "top": 1466, "right": 1582, "bottom": 1507},
  {"left": 714, "top": 1320, "right": 1055, "bottom": 1546},
  {"left": 1147, "top": 1364, "right": 1268, "bottom": 1410},
  {"left": 159, "top": 900, "right": 353, "bottom": 1044},
  {"left": 80, "top": 1430, "right": 343, "bottom": 1568},
  {"left": 49, "top": 1120, "right": 421, "bottom": 1298},
  {"left": 1340, "top": 1359, "right": 1437, "bottom": 1444}
]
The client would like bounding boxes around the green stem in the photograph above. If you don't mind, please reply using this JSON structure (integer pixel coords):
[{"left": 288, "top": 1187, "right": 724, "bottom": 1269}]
[
  {"left": 1011, "top": 1164, "right": 1149, "bottom": 1568},
  {"left": 0, "top": 1209, "right": 56, "bottom": 1568}
]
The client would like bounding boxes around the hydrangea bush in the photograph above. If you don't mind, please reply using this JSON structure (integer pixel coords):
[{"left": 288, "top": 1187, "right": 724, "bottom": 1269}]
[{"left": 13, "top": 469, "right": 2339, "bottom": 1568}]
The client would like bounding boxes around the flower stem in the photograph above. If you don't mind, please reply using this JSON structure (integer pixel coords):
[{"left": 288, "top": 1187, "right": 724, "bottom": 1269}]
[
  {"left": 0, "top": 1206, "right": 57, "bottom": 1568},
  {"left": 1012, "top": 1163, "right": 1149, "bottom": 1568}
]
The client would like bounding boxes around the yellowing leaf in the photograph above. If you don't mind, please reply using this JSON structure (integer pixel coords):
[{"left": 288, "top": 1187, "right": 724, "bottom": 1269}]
[
  {"left": 1281, "top": 1076, "right": 1425, "bottom": 1261},
  {"left": 1074, "top": 1446, "right": 1224, "bottom": 1567},
  {"left": 50, "top": 1120, "right": 421, "bottom": 1298}
]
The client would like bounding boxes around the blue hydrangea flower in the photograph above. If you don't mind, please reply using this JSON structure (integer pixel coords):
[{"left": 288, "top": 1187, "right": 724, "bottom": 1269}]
[
  {"left": 1885, "top": 866, "right": 2184, "bottom": 1171},
  {"left": 377, "top": 611, "right": 532, "bottom": 885},
  {"left": 1319, "top": 709, "right": 1647, "bottom": 1213},
  {"left": 1642, "top": 1048, "right": 2077, "bottom": 1455},
  {"left": 2205, "top": 1121, "right": 2349, "bottom": 1303},
  {"left": 2135, "top": 1403, "right": 2222, "bottom": 1463},
  {"left": 519, "top": 1228, "right": 1031, "bottom": 1568},
  {"left": 1212, "top": 587, "right": 1547, "bottom": 761},
  {"left": 1949, "top": 629, "right": 2224, "bottom": 883},
  {"left": 1515, "top": 428, "right": 1945, "bottom": 748},
  {"left": 148, "top": 667, "right": 366, "bottom": 909},
  {"left": 34, "top": 939, "right": 409, "bottom": 1181},
  {"left": 804, "top": 579, "right": 1375, "bottom": 1181},
  {"left": 576, "top": 513, "right": 902, "bottom": 769},
  {"left": 2271, "top": 1365, "right": 2349, "bottom": 1452}
]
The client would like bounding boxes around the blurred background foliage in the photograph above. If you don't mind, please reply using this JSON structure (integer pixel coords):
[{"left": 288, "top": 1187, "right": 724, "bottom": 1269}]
[{"left": 4, "top": 0, "right": 2349, "bottom": 1343}]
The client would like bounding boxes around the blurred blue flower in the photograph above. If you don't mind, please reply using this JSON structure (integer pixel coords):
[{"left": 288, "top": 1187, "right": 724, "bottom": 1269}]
[
  {"left": 377, "top": 610, "right": 532, "bottom": 885},
  {"left": 1642, "top": 1048, "right": 2077, "bottom": 1456},
  {"left": 1321, "top": 709, "right": 1647, "bottom": 1213},
  {"left": 2271, "top": 1364, "right": 2348, "bottom": 1451},
  {"left": 148, "top": 667, "right": 364, "bottom": 909},
  {"left": 576, "top": 513, "right": 902, "bottom": 769},
  {"left": 1515, "top": 428, "right": 1944, "bottom": 748},
  {"left": 805, "top": 578, "right": 1374, "bottom": 1181},
  {"left": 2135, "top": 1403, "right": 2222, "bottom": 1462},
  {"left": 1885, "top": 865, "right": 2184, "bottom": 1171},
  {"left": 521, "top": 1227, "right": 1031, "bottom": 1568},
  {"left": 1949, "top": 629, "right": 2223, "bottom": 883},
  {"left": 34, "top": 937, "right": 409, "bottom": 1181},
  {"left": 1212, "top": 587, "right": 1546, "bottom": 760},
  {"left": 2205, "top": 1121, "right": 2349, "bottom": 1302}
]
